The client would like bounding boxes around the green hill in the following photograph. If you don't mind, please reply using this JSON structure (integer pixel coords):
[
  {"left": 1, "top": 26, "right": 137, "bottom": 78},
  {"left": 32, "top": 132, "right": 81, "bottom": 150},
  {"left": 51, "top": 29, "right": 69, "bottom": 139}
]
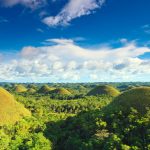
[
  {"left": 67, "top": 88, "right": 78, "bottom": 95},
  {"left": 113, "top": 86, "right": 150, "bottom": 114},
  {"left": 27, "top": 88, "right": 36, "bottom": 93},
  {"left": 78, "top": 85, "right": 88, "bottom": 94},
  {"left": 51, "top": 88, "right": 72, "bottom": 95},
  {"left": 87, "top": 85, "right": 120, "bottom": 97},
  {"left": 38, "top": 85, "right": 55, "bottom": 93},
  {"left": 0, "top": 87, "right": 31, "bottom": 125},
  {"left": 14, "top": 84, "right": 28, "bottom": 93}
]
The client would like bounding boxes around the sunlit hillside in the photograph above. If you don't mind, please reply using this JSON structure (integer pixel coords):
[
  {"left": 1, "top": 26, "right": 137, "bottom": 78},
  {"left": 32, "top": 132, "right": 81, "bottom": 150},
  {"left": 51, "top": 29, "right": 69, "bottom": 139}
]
[{"left": 0, "top": 87, "right": 30, "bottom": 125}]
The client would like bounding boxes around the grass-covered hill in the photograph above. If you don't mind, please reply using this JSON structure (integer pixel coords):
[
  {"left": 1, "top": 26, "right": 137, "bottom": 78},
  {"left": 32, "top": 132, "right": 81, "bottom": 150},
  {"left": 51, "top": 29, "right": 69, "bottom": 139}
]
[
  {"left": 0, "top": 87, "right": 30, "bottom": 125},
  {"left": 14, "top": 84, "right": 28, "bottom": 93},
  {"left": 38, "top": 85, "right": 55, "bottom": 93},
  {"left": 87, "top": 85, "right": 120, "bottom": 97},
  {"left": 51, "top": 88, "right": 72, "bottom": 95},
  {"left": 112, "top": 86, "right": 150, "bottom": 114},
  {"left": 27, "top": 88, "right": 36, "bottom": 93}
]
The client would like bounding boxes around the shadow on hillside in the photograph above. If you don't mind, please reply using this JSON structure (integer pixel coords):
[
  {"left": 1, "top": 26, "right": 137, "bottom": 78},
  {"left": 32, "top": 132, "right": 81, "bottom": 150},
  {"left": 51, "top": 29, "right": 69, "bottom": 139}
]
[
  {"left": 43, "top": 94, "right": 124, "bottom": 149},
  {"left": 44, "top": 89, "right": 150, "bottom": 150},
  {"left": 43, "top": 105, "right": 110, "bottom": 150},
  {"left": 44, "top": 97, "right": 148, "bottom": 150}
]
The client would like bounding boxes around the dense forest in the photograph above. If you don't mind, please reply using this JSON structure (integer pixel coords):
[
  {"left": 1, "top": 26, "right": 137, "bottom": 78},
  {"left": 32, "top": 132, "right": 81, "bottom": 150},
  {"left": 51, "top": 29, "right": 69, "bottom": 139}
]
[{"left": 0, "top": 82, "right": 150, "bottom": 150}]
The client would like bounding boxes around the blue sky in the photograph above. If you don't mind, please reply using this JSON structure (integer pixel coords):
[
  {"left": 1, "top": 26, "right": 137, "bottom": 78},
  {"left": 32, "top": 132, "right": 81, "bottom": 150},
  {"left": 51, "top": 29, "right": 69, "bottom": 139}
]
[{"left": 0, "top": 0, "right": 150, "bottom": 82}]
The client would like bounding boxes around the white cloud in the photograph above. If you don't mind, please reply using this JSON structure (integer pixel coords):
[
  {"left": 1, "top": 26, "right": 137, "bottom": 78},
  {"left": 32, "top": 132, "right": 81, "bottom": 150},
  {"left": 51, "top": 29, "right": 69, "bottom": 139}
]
[
  {"left": 1, "top": 0, "right": 47, "bottom": 9},
  {"left": 47, "top": 38, "right": 74, "bottom": 45},
  {"left": 0, "top": 38, "right": 150, "bottom": 82},
  {"left": 43, "top": 0, "right": 105, "bottom": 26},
  {"left": 90, "top": 74, "right": 98, "bottom": 80},
  {"left": 119, "top": 38, "right": 128, "bottom": 44},
  {"left": 0, "top": 0, "right": 106, "bottom": 26}
]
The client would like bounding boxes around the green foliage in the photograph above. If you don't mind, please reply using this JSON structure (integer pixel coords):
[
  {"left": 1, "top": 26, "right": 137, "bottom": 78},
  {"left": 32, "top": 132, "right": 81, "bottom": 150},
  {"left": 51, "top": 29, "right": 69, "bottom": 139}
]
[
  {"left": 0, "top": 117, "right": 52, "bottom": 150},
  {"left": 47, "top": 106, "right": 150, "bottom": 150},
  {"left": 15, "top": 94, "right": 111, "bottom": 115}
]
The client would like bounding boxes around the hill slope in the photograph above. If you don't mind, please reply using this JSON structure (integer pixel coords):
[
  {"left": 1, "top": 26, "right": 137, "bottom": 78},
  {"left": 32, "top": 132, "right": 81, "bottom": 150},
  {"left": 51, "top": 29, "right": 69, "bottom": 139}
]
[
  {"left": 14, "top": 85, "right": 28, "bottom": 93},
  {"left": 113, "top": 86, "right": 150, "bottom": 114},
  {"left": 27, "top": 88, "right": 36, "bottom": 93},
  {"left": 0, "top": 87, "right": 31, "bottom": 125}
]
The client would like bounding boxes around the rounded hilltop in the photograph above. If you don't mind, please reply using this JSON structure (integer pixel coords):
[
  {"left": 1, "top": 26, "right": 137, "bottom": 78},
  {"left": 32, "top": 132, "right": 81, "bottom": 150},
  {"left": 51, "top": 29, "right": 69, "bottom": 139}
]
[
  {"left": 38, "top": 85, "right": 55, "bottom": 93},
  {"left": 113, "top": 86, "right": 150, "bottom": 114},
  {"left": 0, "top": 87, "right": 31, "bottom": 125},
  {"left": 51, "top": 88, "right": 72, "bottom": 95},
  {"left": 27, "top": 88, "right": 36, "bottom": 93},
  {"left": 87, "top": 85, "right": 120, "bottom": 97},
  {"left": 14, "top": 84, "right": 27, "bottom": 93}
]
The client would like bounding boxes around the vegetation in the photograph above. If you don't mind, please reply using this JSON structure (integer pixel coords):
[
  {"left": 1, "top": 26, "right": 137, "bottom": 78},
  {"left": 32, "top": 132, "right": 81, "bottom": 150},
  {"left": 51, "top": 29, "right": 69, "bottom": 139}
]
[
  {"left": 0, "top": 83, "right": 150, "bottom": 149},
  {"left": 88, "top": 85, "right": 120, "bottom": 97}
]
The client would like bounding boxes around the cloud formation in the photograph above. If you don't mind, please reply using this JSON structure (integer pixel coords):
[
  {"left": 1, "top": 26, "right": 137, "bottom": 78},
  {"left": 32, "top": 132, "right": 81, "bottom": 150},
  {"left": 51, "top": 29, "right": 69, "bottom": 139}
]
[
  {"left": 43, "top": 0, "right": 105, "bottom": 26},
  {"left": 0, "top": 0, "right": 106, "bottom": 26},
  {"left": 0, "top": 39, "right": 150, "bottom": 82},
  {"left": 1, "top": 0, "right": 47, "bottom": 9}
]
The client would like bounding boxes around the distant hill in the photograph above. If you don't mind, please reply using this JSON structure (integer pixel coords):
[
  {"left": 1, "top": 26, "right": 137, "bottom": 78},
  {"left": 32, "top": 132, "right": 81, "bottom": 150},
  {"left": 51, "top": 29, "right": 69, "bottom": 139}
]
[
  {"left": 27, "top": 88, "right": 36, "bottom": 93},
  {"left": 0, "top": 87, "right": 31, "bottom": 125},
  {"left": 51, "top": 88, "right": 72, "bottom": 95},
  {"left": 67, "top": 88, "right": 78, "bottom": 95},
  {"left": 38, "top": 85, "right": 55, "bottom": 93},
  {"left": 113, "top": 86, "right": 150, "bottom": 114},
  {"left": 78, "top": 85, "right": 89, "bottom": 94},
  {"left": 125, "top": 85, "right": 136, "bottom": 91},
  {"left": 14, "top": 84, "right": 28, "bottom": 93},
  {"left": 87, "top": 85, "right": 120, "bottom": 97},
  {"left": 27, "top": 84, "right": 37, "bottom": 89}
]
